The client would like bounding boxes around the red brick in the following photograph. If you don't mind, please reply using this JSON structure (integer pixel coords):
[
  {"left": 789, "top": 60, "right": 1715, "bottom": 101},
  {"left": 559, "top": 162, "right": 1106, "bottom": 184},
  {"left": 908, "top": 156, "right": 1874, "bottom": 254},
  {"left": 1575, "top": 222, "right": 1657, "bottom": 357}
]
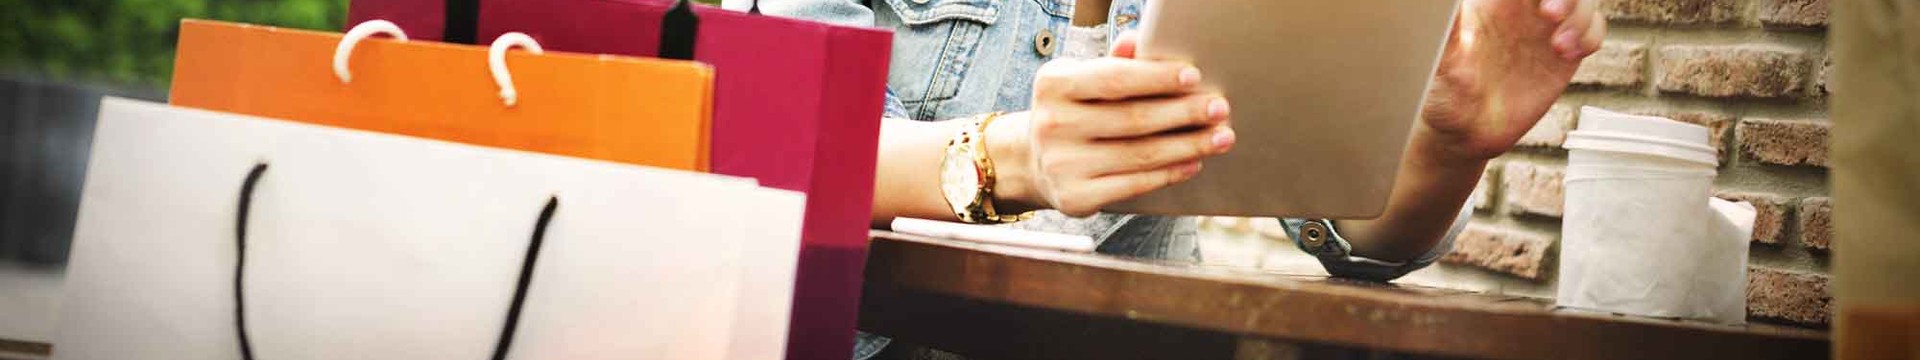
[
  {"left": 1517, "top": 104, "right": 1577, "bottom": 148},
  {"left": 1760, "top": 0, "right": 1830, "bottom": 28},
  {"left": 1797, "top": 197, "right": 1832, "bottom": 251},
  {"left": 1716, "top": 191, "right": 1790, "bottom": 244},
  {"left": 1625, "top": 109, "right": 1734, "bottom": 162},
  {"left": 1501, "top": 162, "right": 1565, "bottom": 218},
  {"left": 1747, "top": 267, "right": 1833, "bottom": 326},
  {"left": 1572, "top": 41, "right": 1648, "bottom": 87},
  {"left": 1657, "top": 45, "right": 1810, "bottom": 98},
  {"left": 1441, "top": 224, "right": 1553, "bottom": 279},
  {"left": 1738, "top": 118, "right": 1831, "bottom": 167},
  {"left": 1603, "top": 0, "right": 1743, "bottom": 24}
]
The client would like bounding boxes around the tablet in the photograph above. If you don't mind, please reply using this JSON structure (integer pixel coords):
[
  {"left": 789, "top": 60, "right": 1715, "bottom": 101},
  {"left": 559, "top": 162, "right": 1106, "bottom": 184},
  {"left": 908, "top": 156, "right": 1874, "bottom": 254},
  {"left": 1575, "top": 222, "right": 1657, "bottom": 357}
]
[{"left": 1111, "top": 0, "right": 1463, "bottom": 218}]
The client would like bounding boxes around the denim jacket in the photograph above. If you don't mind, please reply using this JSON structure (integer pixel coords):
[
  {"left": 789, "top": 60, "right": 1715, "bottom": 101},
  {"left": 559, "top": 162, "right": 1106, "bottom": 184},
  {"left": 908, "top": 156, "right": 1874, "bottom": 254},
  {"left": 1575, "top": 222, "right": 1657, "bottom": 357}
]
[{"left": 748, "top": 0, "right": 1466, "bottom": 358}]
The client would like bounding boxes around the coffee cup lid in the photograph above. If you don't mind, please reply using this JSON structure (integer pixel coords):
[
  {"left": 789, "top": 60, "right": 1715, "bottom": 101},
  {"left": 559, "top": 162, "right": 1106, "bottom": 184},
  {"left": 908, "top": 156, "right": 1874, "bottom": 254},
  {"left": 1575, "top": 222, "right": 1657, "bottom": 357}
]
[{"left": 1564, "top": 106, "right": 1718, "bottom": 166}]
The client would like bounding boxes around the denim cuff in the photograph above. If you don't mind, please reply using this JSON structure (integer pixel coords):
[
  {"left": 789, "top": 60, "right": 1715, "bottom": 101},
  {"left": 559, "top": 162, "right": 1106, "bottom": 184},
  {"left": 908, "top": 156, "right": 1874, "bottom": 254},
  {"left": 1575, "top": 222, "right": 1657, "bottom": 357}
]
[
  {"left": 853, "top": 331, "right": 893, "bottom": 360},
  {"left": 883, "top": 88, "right": 910, "bottom": 119}
]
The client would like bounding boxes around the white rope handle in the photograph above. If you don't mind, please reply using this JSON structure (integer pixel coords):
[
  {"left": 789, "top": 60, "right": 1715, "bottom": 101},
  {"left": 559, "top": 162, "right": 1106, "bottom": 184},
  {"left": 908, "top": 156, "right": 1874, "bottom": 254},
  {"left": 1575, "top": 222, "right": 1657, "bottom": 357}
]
[
  {"left": 489, "top": 32, "right": 545, "bottom": 107},
  {"left": 332, "top": 20, "right": 410, "bottom": 84}
]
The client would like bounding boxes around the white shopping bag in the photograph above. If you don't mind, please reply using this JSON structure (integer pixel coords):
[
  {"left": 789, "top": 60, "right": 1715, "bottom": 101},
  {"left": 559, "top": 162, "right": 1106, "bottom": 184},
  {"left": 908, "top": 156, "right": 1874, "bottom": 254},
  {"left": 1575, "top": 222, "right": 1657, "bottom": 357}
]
[{"left": 55, "top": 98, "right": 805, "bottom": 360}]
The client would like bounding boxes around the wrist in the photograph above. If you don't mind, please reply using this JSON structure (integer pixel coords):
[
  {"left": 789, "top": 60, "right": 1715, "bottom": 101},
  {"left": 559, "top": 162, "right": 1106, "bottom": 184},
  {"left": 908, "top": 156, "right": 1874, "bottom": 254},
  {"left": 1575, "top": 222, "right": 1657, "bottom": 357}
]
[
  {"left": 984, "top": 111, "right": 1040, "bottom": 213},
  {"left": 1410, "top": 122, "right": 1497, "bottom": 170}
]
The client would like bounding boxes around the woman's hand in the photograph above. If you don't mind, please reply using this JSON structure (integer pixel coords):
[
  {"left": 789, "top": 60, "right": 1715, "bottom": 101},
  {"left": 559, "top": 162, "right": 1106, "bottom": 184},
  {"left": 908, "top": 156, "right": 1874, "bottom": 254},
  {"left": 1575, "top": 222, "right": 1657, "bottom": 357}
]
[
  {"left": 990, "top": 34, "right": 1234, "bottom": 217},
  {"left": 1421, "top": 0, "right": 1606, "bottom": 163},
  {"left": 1335, "top": 0, "right": 1606, "bottom": 262}
]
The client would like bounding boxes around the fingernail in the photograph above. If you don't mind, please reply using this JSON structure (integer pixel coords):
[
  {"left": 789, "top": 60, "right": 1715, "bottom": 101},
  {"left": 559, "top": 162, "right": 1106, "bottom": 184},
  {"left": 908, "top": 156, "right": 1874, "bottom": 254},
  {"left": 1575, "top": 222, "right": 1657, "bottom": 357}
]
[
  {"left": 1554, "top": 30, "right": 1578, "bottom": 56},
  {"left": 1211, "top": 127, "right": 1237, "bottom": 151},
  {"left": 1179, "top": 67, "right": 1202, "bottom": 87},
  {"left": 1207, "top": 98, "right": 1231, "bottom": 120}
]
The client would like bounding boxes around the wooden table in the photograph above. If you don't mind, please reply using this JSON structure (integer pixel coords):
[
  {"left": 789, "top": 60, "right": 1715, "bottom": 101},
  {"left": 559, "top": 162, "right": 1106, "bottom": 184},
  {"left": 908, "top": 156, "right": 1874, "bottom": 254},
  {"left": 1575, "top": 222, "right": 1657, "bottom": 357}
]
[
  {"left": 0, "top": 231, "right": 1832, "bottom": 360},
  {"left": 858, "top": 231, "right": 1830, "bottom": 360}
]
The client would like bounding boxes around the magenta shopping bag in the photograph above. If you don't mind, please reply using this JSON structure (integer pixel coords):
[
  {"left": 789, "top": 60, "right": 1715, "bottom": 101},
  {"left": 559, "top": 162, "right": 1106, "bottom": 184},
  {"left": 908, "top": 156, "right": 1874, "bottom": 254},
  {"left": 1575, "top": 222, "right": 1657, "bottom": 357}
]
[{"left": 349, "top": 1, "right": 891, "bottom": 359}]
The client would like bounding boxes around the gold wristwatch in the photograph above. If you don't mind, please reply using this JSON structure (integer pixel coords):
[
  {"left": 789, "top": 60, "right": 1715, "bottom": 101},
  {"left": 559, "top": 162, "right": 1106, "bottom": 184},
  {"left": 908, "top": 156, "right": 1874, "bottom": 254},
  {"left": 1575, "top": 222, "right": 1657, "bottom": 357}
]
[{"left": 940, "top": 112, "right": 1033, "bottom": 224}]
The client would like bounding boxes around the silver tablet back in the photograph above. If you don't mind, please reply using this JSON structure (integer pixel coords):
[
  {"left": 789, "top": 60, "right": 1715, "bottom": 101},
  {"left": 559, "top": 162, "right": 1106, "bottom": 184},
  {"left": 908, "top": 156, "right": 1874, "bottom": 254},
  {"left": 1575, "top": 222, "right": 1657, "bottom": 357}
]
[{"left": 1112, "top": 0, "right": 1462, "bottom": 218}]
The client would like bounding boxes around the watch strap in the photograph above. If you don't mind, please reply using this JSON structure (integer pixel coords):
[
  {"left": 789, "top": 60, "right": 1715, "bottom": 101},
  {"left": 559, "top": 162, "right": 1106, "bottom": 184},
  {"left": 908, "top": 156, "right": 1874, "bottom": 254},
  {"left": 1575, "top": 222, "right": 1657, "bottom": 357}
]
[{"left": 949, "top": 112, "right": 1031, "bottom": 224}]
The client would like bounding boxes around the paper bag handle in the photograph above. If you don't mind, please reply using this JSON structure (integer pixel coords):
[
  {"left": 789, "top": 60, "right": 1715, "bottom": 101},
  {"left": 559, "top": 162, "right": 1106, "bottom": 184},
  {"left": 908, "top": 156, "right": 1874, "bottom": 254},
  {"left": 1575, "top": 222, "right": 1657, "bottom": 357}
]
[
  {"left": 659, "top": 0, "right": 700, "bottom": 60},
  {"left": 230, "top": 163, "right": 561, "bottom": 360},
  {"left": 233, "top": 164, "right": 268, "bottom": 360},
  {"left": 333, "top": 20, "right": 410, "bottom": 84},
  {"left": 445, "top": 0, "right": 480, "bottom": 44},
  {"left": 491, "top": 196, "right": 559, "bottom": 360},
  {"left": 488, "top": 32, "right": 545, "bottom": 107}
]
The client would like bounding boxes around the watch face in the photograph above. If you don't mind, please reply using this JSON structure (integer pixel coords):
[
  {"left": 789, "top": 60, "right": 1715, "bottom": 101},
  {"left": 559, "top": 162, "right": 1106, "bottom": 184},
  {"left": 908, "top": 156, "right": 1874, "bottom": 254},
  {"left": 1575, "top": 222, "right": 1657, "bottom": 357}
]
[{"left": 941, "top": 146, "right": 980, "bottom": 213}]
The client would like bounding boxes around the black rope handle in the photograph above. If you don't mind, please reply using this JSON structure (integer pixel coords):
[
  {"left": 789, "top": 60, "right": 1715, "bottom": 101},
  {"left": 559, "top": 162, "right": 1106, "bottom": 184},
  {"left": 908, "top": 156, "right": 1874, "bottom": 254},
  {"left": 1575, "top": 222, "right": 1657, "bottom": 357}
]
[
  {"left": 659, "top": 0, "right": 700, "bottom": 60},
  {"left": 231, "top": 163, "right": 560, "bottom": 360},
  {"left": 445, "top": 0, "right": 480, "bottom": 44},
  {"left": 490, "top": 196, "right": 558, "bottom": 360},
  {"left": 235, "top": 163, "right": 268, "bottom": 360}
]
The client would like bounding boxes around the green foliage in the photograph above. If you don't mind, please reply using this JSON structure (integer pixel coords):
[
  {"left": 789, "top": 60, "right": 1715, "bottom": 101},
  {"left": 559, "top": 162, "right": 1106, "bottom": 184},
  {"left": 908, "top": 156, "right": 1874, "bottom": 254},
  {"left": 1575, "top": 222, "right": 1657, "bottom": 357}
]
[
  {"left": 0, "top": 0, "right": 748, "bottom": 88},
  {"left": 0, "top": 0, "right": 348, "bottom": 87}
]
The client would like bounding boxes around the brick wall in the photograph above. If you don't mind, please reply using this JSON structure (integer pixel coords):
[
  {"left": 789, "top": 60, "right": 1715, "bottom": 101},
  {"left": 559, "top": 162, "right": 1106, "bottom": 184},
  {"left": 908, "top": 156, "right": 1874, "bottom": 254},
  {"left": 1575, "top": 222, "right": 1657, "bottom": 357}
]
[{"left": 1457, "top": 0, "right": 1834, "bottom": 327}]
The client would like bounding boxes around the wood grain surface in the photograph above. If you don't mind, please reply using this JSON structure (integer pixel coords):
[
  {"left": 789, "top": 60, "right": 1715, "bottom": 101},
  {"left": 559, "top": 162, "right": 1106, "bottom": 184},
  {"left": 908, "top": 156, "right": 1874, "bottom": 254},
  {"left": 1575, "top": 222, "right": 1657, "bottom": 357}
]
[{"left": 860, "top": 231, "right": 1829, "bottom": 360}]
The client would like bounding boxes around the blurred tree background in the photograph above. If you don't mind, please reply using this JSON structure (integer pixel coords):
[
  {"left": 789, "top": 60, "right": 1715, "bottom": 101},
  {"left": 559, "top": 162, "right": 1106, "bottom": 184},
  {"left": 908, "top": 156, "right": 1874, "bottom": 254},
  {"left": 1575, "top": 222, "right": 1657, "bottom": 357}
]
[
  {"left": 1, "top": 0, "right": 350, "bottom": 89},
  {"left": 0, "top": 0, "right": 731, "bottom": 90}
]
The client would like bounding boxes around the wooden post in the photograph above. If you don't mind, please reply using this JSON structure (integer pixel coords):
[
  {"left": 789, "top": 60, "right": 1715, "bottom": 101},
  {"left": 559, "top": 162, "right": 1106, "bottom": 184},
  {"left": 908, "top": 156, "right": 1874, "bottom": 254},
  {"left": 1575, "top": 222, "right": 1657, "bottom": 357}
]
[{"left": 1830, "top": 0, "right": 1920, "bottom": 358}]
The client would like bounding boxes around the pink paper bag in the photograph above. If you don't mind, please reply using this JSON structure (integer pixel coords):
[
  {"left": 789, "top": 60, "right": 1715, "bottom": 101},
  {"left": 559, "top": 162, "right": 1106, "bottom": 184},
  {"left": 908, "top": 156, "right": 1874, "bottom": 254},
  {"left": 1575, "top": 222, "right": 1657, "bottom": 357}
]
[{"left": 349, "top": 1, "right": 891, "bottom": 359}]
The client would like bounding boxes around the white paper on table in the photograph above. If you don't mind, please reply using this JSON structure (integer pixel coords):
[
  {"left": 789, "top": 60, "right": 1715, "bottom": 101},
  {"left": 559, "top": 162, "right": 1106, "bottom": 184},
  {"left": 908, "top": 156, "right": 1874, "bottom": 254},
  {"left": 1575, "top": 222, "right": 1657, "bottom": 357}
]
[
  {"left": 890, "top": 217, "right": 1096, "bottom": 253},
  {"left": 56, "top": 98, "right": 805, "bottom": 360}
]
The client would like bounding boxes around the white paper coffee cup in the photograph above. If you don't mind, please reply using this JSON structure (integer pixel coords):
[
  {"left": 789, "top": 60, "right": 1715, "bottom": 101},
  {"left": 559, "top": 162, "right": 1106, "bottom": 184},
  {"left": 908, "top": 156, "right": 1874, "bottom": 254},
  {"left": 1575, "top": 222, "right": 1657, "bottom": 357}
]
[{"left": 1556, "top": 107, "right": 1752, "bottom": 325}]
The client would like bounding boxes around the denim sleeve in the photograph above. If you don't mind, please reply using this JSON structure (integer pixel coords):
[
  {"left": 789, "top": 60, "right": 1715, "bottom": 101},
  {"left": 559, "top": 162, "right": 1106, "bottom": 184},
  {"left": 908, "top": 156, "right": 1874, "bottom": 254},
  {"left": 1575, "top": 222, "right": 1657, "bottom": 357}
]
[
  {"left": 1280, "top": 204, "right": 1471, "bottom": 282},
  {"left": 882, "top": 89, "right": 910, "bottom": 119}
]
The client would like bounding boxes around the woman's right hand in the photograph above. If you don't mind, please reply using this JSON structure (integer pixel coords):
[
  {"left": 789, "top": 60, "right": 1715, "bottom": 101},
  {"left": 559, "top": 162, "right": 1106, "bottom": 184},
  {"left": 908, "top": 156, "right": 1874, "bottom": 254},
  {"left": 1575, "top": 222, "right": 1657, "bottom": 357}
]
[{"left": 989, "top": 35, "right": 1235, "bottom": 217}]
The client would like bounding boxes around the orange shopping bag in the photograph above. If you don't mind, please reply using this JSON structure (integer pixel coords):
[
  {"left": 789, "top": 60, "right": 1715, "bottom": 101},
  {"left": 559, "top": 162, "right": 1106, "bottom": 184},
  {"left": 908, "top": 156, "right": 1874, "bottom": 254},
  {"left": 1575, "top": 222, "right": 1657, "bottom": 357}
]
[{"left": 169, "top": 19, "right": 713, "bottom": 171}]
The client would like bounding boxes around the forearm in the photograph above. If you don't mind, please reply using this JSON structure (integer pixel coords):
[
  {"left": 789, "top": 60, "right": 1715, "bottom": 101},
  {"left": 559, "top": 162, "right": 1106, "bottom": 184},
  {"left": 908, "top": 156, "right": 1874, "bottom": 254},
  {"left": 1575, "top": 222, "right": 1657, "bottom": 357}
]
[
  {"left": 1333, "top": 125, "right": 1487, "bottom": 261},
  {"left": 871, "top": 118, "right": 961, "bottom": 227}
]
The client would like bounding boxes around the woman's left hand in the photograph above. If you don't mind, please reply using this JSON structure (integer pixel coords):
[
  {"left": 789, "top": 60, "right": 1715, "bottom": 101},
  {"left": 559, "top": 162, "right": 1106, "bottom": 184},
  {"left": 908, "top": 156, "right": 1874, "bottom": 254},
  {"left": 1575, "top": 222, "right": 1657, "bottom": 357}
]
[{"left": 1420, "top": 0, "right": 1606, "bottom": 163}]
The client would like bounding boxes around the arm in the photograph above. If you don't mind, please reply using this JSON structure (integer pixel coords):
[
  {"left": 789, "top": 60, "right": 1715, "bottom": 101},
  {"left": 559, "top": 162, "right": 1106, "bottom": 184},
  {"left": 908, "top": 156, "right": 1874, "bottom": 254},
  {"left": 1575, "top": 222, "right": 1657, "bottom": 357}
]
[
  {"left": 869, "top": 77, "right": 1231, "bottom": 228},
  {"left": 1328, "top": 0, "right": 1606, "bottom": 263},
  {"left": 868, "top": 117, "right": 970, "bottom": 226},
  {"left": 868, "top": 61, "right": 1233, "bottom": 227},
  {"left": 1327, "top": 124, "right": 1487, "bottom": 261},
  {"left": 762, "top": 0, "right": 1234, "bottom": 229}
]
